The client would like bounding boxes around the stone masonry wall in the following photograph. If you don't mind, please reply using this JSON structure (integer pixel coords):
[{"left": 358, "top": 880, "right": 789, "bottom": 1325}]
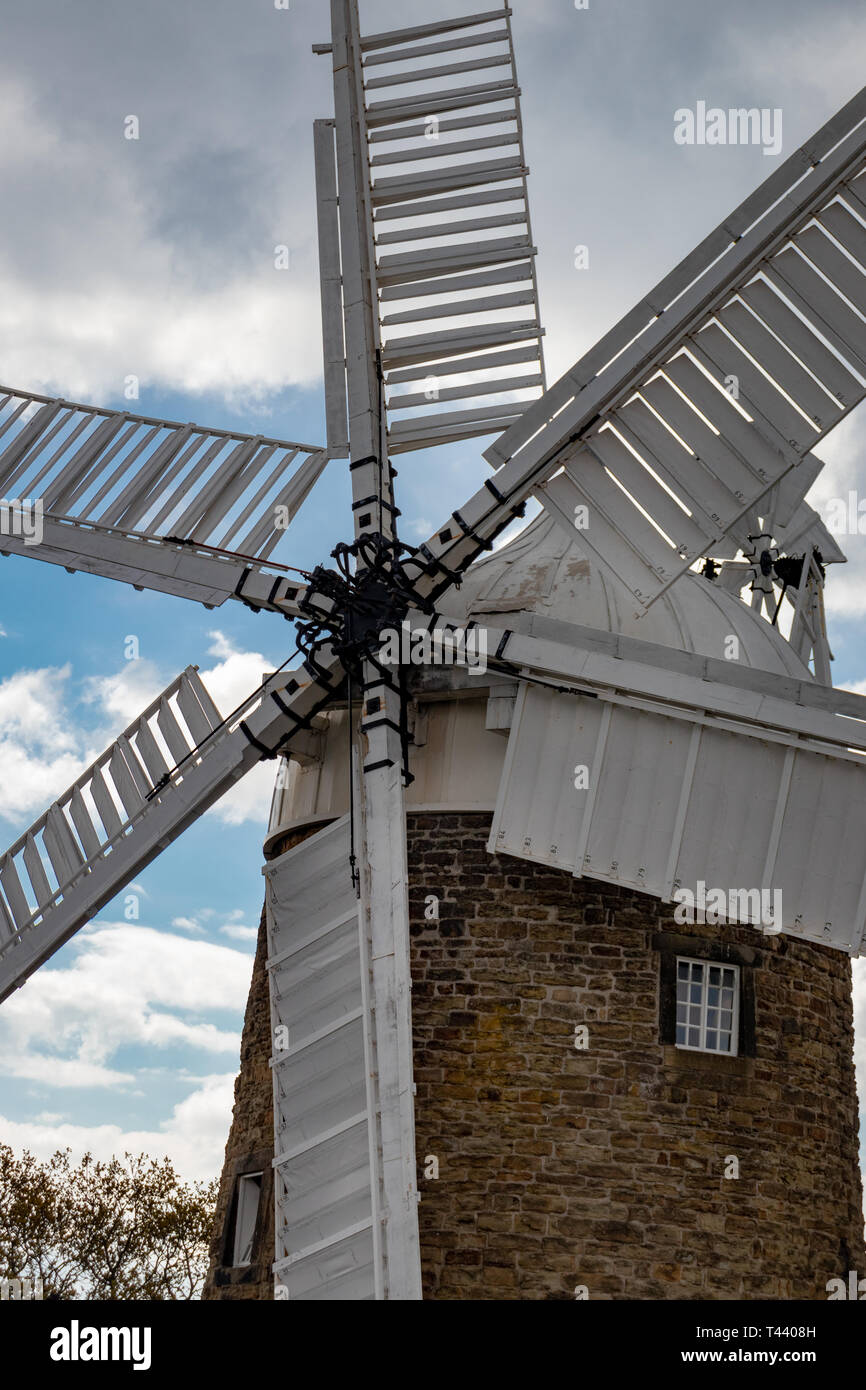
[{"left": 408, "top": 813, "right": 865, "bottom": 1300}]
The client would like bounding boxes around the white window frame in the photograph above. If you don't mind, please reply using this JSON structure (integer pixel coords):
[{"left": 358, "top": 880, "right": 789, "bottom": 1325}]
[
  {"left": 675, "top": 956, "right": 740, "bottom": 1057},
  {"left": 232, "top": 1171, "right": 264, "bottom": 1267}
]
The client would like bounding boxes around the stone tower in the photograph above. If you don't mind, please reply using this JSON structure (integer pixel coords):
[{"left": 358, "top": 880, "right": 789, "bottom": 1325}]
[{"left": 203, "top": 519, "right": 865, "bottom": 1300}]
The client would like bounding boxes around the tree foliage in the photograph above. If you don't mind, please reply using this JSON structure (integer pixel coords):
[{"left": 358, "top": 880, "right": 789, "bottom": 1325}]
[{"left": 0, "top": 1145, "right": 217, "bottom": 1299}]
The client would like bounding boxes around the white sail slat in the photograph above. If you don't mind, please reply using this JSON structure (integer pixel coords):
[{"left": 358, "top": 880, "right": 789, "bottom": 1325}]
[{"left": 315, "top": 1, "right": 545, "bottom": 454}]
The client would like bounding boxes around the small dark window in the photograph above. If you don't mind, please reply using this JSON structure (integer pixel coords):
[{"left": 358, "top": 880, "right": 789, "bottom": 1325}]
[{"left": 232, "top": 1172, "right": 263, "bottom": 1267}]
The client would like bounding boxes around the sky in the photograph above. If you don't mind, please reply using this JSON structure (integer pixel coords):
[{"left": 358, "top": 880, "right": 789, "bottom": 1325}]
[{"left": 0, "top": 0, "right": 864, "bottom": 1188}]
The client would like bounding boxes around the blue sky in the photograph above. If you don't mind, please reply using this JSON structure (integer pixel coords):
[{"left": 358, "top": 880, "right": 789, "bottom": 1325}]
[{"left": 0, "top": 0, "right": 864, "bottom": 1182}]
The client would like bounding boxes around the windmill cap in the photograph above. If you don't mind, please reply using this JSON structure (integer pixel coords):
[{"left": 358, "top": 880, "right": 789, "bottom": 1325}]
[{"left": 450, "top": 513, "right": 814, "bottom": 680}]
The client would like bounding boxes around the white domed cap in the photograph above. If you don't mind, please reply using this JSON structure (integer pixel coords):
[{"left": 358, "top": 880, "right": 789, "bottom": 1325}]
[{"left": 450, "top": 513, "right": 812, "bottom": 679}]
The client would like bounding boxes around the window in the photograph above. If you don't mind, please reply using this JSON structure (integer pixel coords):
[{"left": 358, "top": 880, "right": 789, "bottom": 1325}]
[
  {"left": 655, "top": 932, "right": 755, "bottom": 1058},
  {"left": 676, "top": 958, "right": 739, "bottom": 1055},
  {"left": 232, "top": 1172, "right": 263, "bottom": 1267}
]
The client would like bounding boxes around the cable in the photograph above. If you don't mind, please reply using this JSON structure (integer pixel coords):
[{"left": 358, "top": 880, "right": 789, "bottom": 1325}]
[
  {"left": 145, "top": 643, "right": 304, "bottom": 798},
  {"left": 160, "top": 534, "right": 314, "bottom": 579}
]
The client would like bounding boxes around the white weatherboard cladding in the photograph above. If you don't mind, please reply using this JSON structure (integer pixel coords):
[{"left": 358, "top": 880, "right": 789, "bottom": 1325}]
[
  {"left": 266, "top": 815, "right": 382, "bottom": 1301},
  {"left": 489, "top": 683, "right": 866, "bottom": 953},
  {"left": 671, "top": 728, "right": 789, "bottom": 893},
  {"left": 580, "top": 703, "right": 695, "bottom": 885},
  {"left": 266, "top": 697, "right": 505, "bottom": 840}
]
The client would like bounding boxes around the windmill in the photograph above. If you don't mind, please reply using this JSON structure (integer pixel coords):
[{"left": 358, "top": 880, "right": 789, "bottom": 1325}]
[{"left": 1, "top": 0, "right": 866, "bottom": 1302}]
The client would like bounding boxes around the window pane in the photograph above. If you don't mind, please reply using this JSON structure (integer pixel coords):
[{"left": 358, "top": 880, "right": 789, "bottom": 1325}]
[{"left": 674, "top": 957, "right": 739, "bottom": 1057}]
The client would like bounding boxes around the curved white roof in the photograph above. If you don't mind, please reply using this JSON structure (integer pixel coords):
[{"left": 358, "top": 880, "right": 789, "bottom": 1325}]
[{"left": 452, "top": 513, "right": 813, "bottom": 679}]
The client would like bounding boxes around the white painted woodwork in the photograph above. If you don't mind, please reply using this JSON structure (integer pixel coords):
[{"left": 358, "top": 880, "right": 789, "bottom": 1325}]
[
  {"left": 489, "top": 681, "right": 866, "bottom": 954},
  {"left": 316, "top": 0, "right": 545, "bottom": 454},
  {"left": 0, "top": 385, "right": 327, "bottom": 567},
  {"left": 357, "top": 680, "right": 422, "bottom": 1299},
  {"left": 0, "top": 513, "right": 308, "bottom": 615},
  {"left": 266, "top": 696, "right": 505, "bottom": 839},
  {"left": 314, "top": 120, "right": 350, "bottom": 458},
  {"left": 267, "top": 816, "right": 381, "bottom": 1300},
  {"left": 329, "top": 0, "right": 391, "bottom": 537},
  {"left": 313, "top": 0, "right": 422, "bottom": 1300}
]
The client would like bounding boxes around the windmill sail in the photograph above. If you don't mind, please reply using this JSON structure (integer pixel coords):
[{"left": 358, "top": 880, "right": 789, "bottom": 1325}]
[
  {"left": 403, "top": 85, "right": 866, "bottom": 611},
  {"left": 315, "top": 2, "right": 546, "bottom": 455},
  {"left": 0, "top": 656, "right": 342, "bottom": 1004},
  {"left": 268, "top": 817, "right": 381, "bottom": 1300},
  {"left": 0, "top": 385, "right": 324, "bottom": 611}
]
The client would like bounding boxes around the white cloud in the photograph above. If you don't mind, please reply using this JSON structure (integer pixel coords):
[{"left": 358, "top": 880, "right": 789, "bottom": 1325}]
[
  {"left": 200, "top": 629, "right": 272, "bottom": 716},
  {"left": 198, "top": 630, "right": 279, "bottom": 825},
  {"left": 0, "top": 922, "right": 249, "bottom": 1090},
  {"left": 82, "top": 658, "right": 167, "bottom": 730},
  {"left": 171, "top": 916, "right": 207, "bottom": 936},
  {"left": 219, "top": 924, "right": 258, "bottom": 943},
  {"left": 0, "top": 71, "right": 323, "bottom": 410},
  {"left": 0, "top": 664, "right": 93, "bottom": 820},
  {"left": 0, "top": 1072, "right": 236, "bottom": 1183},
  {"left": 172, "top": 908, "right": 256, "bottom": 942}
]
